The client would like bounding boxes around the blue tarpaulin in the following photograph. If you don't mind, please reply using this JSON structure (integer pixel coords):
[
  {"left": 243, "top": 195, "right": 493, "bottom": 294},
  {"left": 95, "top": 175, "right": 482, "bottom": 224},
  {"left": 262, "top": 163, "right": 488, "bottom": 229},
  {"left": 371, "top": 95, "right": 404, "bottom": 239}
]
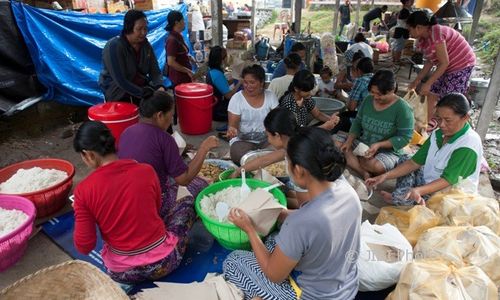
[{"left": 11, "top": 1, "right": 190, "bottom": 106}]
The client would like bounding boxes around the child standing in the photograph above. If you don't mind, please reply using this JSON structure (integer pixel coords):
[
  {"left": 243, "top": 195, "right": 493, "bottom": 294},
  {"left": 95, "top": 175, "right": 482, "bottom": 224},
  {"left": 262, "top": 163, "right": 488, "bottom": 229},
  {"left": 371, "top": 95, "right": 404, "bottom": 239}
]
[{"left": 317, "top": 67, "right": 336, "bottom": 98}]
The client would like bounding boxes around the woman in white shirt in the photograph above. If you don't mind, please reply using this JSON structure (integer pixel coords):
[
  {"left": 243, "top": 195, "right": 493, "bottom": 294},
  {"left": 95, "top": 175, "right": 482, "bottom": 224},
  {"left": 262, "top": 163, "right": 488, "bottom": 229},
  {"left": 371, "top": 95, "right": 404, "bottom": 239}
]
[{"left": 227, "top": 64, "right": 279, "bottom": 165}]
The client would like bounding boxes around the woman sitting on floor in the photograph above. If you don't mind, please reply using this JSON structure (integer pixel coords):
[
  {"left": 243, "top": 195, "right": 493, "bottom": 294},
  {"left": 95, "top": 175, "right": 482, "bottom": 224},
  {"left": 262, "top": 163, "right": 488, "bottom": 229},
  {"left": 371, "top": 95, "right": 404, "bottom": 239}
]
[
  {"left": 279, "top": 69, "right": 339, "bottom": 130},
  {"left": 118, "top": 91, "right": 218, "bottom": 218},
  {"left": 227, "top": 64, "right": 279, "bottom": 165},
  {"left": 366, "top": 93, "right": 483, "bottom": 205},
  {"left": 223, "top": 127, "right": 361, "bottom": 299},
  {"left": 335, "top": 69, "right": 414, "bottom": 179},
  {"left": 73, "top": 121, "right": 190, "bottom": 283}
]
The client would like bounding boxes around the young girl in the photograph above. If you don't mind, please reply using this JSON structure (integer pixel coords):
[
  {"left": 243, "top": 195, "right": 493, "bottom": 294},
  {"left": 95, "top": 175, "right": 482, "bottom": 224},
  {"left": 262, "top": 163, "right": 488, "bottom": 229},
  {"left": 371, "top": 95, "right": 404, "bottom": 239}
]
[
  {"left": 317, "top": 66, "right": 336, "bottom": 98},
  {"left": 224, "top": 127, "right": 362, "bottom": 299}
]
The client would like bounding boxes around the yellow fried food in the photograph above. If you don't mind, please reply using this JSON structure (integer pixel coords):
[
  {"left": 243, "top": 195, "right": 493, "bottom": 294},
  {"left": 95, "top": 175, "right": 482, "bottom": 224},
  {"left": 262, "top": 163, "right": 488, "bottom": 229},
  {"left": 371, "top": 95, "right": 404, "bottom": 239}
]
[{"left": 199, "top": 163, "right": 225, "bottom": 181}]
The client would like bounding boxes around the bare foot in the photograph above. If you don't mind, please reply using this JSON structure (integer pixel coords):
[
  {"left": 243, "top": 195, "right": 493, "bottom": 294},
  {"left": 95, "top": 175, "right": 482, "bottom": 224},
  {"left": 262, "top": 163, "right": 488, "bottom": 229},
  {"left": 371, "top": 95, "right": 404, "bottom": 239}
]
[{"left": 380, "top": 191, "right": 394, "bottom": 204}]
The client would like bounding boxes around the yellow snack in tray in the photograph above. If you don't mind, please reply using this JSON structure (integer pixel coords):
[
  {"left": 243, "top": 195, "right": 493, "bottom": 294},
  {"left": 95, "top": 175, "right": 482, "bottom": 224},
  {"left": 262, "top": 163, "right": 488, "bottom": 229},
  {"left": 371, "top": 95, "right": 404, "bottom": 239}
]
[
  {"left": 199, "top": 163, "right": 224, "bottom": 182},
  {"left": 264, "top": 161, "right": 287, "bottom": 177}
]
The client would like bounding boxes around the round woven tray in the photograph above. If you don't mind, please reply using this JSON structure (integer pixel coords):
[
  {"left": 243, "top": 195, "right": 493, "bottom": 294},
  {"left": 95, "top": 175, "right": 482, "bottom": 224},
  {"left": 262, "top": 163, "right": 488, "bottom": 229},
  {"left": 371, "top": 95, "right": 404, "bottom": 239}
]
[{"left": 0, "top": 260, "right": 128, "bottom": 300}]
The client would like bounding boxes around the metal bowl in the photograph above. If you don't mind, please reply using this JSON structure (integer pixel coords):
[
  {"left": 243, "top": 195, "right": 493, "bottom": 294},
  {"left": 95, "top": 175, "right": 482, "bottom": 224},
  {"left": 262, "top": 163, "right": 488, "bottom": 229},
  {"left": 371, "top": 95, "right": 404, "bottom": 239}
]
[
  {"left": 240, "top": 150, "right": 289, "bottom": 182},
  {"left": 312, "top": 97, "right": 346, "bottom": 115}
]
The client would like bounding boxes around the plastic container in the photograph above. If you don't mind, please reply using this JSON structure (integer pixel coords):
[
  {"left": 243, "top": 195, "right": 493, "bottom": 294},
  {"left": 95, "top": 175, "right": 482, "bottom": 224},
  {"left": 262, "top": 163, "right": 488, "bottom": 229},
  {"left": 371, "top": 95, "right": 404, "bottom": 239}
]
[
  {"left": 88, "top": 102, "right": 139, "bottom": 146},
  {"left": 218, "top": 169, "right": 253, "bottom": 181},
  {"left": 0, "top": 195, "right": 36, "bottom": 271},
  {"left": 195, "top": 179, "right": 287, "bottom": 250},
  {"left": 175, "top": 83, "right": 216, "bottom": 135},
  {"left": 469, "top": 78, "right": 490, "bottom": 107},
  {"left": 0, "top": 159, "right": 75, "bottom": 218}
]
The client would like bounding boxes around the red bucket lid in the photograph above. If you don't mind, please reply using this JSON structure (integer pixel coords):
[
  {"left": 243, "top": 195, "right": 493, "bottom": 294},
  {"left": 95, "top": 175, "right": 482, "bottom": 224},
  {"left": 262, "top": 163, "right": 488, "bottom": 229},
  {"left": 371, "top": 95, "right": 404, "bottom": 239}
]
[
  {"left": 175, "top": 83, "right": 213, "bottom": 97},
  {"left": 88, "top": 102, "right": 138, "bottom": 121}
]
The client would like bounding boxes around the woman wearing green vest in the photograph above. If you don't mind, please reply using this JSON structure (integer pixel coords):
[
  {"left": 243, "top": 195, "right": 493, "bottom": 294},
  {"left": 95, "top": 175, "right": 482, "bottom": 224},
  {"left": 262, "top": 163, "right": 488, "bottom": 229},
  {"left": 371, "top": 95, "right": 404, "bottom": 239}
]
[{"left": 366, "top": 93, "right": 483, "bottom": 206}]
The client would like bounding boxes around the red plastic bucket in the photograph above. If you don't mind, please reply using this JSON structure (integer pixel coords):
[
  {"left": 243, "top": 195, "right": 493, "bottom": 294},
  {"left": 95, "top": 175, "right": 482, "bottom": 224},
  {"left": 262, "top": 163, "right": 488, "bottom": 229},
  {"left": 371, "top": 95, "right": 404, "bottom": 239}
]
[
  {"left": 88, "top": 102, "right": 139, "bottom": 146},
  {"left": 175, "top": 83, "right": 217, "bottom": 135}
]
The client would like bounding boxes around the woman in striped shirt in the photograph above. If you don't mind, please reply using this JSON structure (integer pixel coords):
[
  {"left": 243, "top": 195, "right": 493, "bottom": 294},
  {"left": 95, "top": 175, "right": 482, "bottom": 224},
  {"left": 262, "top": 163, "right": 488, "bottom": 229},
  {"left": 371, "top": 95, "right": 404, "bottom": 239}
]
[{"left": 407, "top": 11, "right": 475, "bottom": 125}]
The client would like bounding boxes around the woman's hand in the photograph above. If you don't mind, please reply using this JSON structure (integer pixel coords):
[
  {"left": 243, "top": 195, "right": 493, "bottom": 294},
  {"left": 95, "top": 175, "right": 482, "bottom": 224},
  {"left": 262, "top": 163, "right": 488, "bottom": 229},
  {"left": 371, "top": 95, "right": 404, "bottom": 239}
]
[
  {"left": 365, "top": 173, "right": 387, "bottom": 188},
  {"left": 200, "top": 136, "right": 219, "bottom": 152},
  {"left": 405, "top": 188, "right": 425, "bottom": 206},
  {"left": 364, "top": 142, "right": 381, "bottom": 158},
  {"left": 229, "top": 167, "right": 241, "bottom": 178},
  {"left": 340, "top": 140, "right": 352, "bottom": 153},
  {"left": 226, "top": 126, "right": 238, "bottom": 139},
  {"left": 228, "top": 208, "right": 254, "bottom": 233},
  {"left": 321, "top": 113, "right": 340, "bottom": 130},
  {"left": 419, "top": 82, "right": 432, "bottom": 96},
  {"left": 408, "top": 79, "right": 419, "bottom": 91}
]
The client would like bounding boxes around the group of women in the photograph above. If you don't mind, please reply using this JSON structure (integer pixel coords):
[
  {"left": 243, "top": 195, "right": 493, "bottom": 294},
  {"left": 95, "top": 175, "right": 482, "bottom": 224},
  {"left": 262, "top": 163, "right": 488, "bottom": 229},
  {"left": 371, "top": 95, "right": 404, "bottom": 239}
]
[{"left": 74, "top": 6, "right": 484, "bottom": 299}]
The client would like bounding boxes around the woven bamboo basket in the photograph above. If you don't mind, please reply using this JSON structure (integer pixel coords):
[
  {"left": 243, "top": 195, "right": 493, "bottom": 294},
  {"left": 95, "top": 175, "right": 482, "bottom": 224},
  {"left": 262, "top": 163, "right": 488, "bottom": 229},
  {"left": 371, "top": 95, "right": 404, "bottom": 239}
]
[{"left": 0, "top": 260, "right": 129, "bottom": 300}]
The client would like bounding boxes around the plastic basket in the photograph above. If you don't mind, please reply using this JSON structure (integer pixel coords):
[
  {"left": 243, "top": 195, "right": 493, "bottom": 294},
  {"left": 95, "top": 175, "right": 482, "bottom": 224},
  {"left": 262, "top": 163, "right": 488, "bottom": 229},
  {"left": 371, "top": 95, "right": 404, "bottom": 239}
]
[
  {"left": 0, "top": 195, "right": 36, "bottom": 271},
  {"left": 195, "top": 179, "right": 287, "bottom": 250},
  {"left": 0, "top": 159, "right": 75, "bottom": 218}
]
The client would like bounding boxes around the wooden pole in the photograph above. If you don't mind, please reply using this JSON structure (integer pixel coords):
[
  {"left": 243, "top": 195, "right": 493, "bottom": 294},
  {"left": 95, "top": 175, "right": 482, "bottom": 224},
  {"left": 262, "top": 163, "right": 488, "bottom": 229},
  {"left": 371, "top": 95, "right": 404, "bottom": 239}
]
[
  {"left": 468, "top": 0, "right": 484, "bottom": 44},
  {"left": 294, "top": 0, "right": 302, "bottom": 33},
  {"left": 210, "top": 0, "right": 223, "bottom": 46},
  {"left": 333, "top": 0, "right": 341, "bottom": 34},
  {"left": 356, "top": 0, "right": 361, "bottom": 26},
  {"left": 251, "top": 0, "right": 257, "bottom": 46},
  {"left": 476, "top": 51, "right": 500, "bottom": 141}
]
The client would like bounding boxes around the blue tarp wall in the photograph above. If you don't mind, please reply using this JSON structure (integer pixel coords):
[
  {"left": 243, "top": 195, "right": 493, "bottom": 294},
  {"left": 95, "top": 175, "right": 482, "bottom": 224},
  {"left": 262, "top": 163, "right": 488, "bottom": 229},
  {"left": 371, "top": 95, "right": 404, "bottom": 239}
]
[{"left": 11, "top": 1, "right": 190, "bottom": 106}]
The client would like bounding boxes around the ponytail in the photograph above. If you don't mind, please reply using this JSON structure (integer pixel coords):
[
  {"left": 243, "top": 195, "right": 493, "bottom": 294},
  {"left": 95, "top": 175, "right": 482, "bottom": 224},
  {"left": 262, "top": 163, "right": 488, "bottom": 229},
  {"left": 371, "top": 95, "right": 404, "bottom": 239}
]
[{"left": 74, "top": 121, "right": 116, "bottom": 156}]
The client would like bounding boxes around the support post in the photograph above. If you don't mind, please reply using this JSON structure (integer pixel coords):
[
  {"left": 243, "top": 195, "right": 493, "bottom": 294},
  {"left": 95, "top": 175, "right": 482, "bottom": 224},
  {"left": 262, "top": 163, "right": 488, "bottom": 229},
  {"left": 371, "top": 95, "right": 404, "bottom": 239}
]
[
  {"left": 356, "top": 0, "right": 361, "bottom": 26},
  {"left": 210, "top": 0, "right": 223, "bottom": 46},
  {"left": 294, "top": 0, "right": 302, "bottom": 33},
  {"left": 468, "top": 0, "right": 484, "bottom": 44},
  {"left": 251, "top": 0, "right": 257, "bottom": 46},
  {"left": 333, "top": 0, "right": 341, "bottom": 34},
  {"left": 476, "top": 51, "right": 500, "bottom": 141}
]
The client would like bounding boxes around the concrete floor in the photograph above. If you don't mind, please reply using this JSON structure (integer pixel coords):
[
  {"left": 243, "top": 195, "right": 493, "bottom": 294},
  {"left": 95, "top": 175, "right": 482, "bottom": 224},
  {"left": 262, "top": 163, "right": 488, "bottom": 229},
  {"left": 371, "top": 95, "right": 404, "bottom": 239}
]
[{"left": 0, "top": 60, "right": 497, "bottom": 291}]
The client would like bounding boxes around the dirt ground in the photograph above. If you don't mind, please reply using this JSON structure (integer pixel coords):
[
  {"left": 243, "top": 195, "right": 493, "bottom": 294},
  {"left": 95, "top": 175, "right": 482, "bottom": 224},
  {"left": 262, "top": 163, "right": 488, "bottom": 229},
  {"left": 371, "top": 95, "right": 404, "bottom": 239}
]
[{"left": 0, "top": 57, "right": 498, "bottom": 291}]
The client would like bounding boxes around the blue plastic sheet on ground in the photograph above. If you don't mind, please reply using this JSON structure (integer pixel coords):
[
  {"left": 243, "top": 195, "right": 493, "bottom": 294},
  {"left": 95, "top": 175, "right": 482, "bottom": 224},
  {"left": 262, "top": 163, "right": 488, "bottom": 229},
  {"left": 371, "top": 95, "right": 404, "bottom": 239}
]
[{"left": 11, "top": 1, "right": 190, "bottom": 106}]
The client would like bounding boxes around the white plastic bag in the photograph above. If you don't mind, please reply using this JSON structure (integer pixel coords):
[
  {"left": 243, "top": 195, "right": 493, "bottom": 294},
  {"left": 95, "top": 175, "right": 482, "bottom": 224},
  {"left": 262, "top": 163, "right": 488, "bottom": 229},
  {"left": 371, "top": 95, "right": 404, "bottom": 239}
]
[{"left": 358, "top": 221, "right": 413, "bottom": 291}]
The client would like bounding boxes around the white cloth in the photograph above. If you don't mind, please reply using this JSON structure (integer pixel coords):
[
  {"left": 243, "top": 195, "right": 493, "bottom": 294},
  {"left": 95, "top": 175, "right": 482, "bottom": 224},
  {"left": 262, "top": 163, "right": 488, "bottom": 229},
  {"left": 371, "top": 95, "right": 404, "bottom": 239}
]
[
  {"left": 423, "top": 128, "right": 483, "bottom": 190},
  {"left": 316, "top": 79, "right": 335, "bottom": 98},
  {"left": 228, "top": 90, "right": 278, "bottom": 145},
  {"left": 190, "top": 4, "right": 205, "bottom": 32},
  {"left": 347, "top": 42, "right": 374, "bottom": 59},
  {"left": 268, "top": 74, "right": 293, "bottom": 100}
]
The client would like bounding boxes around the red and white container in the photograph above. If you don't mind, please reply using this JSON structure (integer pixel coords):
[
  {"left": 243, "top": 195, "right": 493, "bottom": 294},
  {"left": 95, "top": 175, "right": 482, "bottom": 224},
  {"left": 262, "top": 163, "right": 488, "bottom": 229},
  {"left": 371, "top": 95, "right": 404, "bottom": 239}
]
[
  {"left": 175, "top": 83, "right": 217, "bottom": 135},
  {"left": 88, "top": 102, "right": 139, "bottom": 146}
]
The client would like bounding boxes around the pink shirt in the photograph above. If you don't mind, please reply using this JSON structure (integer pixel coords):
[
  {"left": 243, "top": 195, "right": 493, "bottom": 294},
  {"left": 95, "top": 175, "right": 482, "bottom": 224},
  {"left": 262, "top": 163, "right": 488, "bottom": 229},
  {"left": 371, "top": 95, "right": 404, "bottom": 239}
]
[{"left": 417, "top": 24, "right": 475, "bottom": 73}]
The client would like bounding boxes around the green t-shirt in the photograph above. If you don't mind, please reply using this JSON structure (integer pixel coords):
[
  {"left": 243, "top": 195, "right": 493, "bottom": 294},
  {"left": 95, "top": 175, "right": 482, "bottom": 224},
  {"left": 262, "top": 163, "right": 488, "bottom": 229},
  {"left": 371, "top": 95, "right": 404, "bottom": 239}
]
[
  {"left": 412, "top": 123, "right": 479, "bottom": 185},
  {"left": 349, "top": 96, "right": 414, "bottom": 152}
]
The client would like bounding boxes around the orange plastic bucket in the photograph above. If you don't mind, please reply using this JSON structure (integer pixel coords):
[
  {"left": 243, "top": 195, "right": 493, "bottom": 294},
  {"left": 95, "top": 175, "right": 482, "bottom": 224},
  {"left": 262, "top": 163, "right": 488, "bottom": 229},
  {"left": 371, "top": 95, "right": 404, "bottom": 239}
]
[{"left": 175, "top": 83, "right": 217, "bottom": 135}]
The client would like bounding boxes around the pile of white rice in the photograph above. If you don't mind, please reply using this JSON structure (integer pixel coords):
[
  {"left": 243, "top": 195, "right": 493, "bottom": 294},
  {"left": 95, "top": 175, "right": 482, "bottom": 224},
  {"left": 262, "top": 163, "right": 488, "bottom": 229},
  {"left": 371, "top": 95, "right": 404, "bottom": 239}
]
[
  {"left": 0, "top": 167, "right": 68, "bottom": 194},
  {"left": 200, "top": 186, "right": 246, "bottom": 223},
  {"left": 0, "top": 207, "right": 29, "bottom": 238}
]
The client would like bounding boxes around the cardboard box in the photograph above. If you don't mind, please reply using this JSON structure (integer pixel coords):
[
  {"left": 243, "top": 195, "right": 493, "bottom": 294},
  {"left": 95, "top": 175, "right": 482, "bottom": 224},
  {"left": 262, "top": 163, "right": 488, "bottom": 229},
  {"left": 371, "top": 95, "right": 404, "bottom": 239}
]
[
  {"left": 226, "top": 39, "right": 252, "bottom": 50},
  {"left": 106, "top": 0, "right": 127, "bottom": 13}
]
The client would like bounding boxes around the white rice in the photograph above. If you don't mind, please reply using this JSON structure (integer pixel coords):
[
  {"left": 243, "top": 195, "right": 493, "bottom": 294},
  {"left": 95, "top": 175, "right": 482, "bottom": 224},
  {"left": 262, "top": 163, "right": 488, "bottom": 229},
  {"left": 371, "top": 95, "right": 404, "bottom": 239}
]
[
  {"left": 0, "top": 207, "right": 29, "bottom": 238},
  {"left": 0, "top": 167, "right": 68, "bottom": 194},
  {"left": 200, "top": 186, "right": 247, "bottom": 223}
]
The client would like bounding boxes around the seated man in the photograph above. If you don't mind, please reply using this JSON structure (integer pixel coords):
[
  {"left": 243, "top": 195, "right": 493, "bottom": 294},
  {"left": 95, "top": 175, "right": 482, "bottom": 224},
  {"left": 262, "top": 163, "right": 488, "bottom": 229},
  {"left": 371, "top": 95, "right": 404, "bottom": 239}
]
[{"left": 271, "top": 42, "right": 306, "bottom": 80}]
